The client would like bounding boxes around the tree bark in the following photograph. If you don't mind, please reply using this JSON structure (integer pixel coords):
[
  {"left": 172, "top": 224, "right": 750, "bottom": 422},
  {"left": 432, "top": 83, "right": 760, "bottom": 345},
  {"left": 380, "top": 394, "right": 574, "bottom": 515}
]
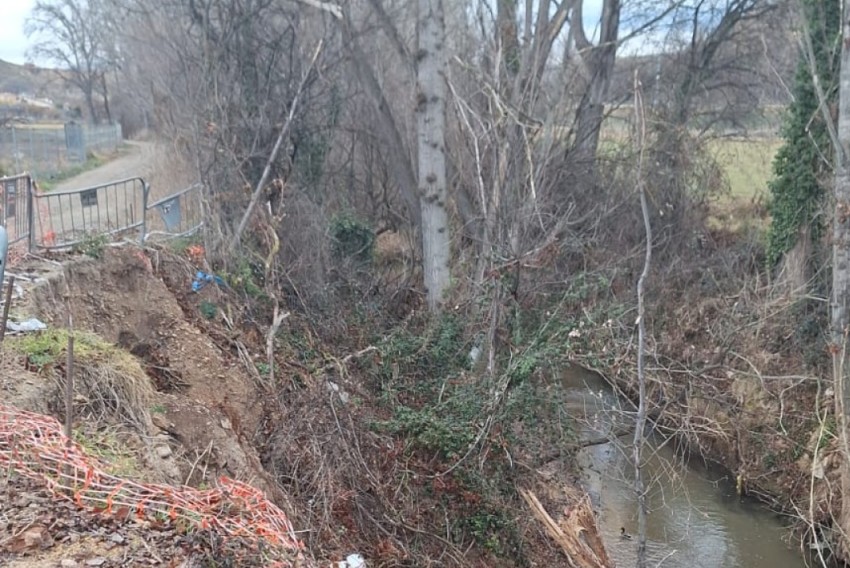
[
  {"left": 84, "top": 86, "right": 99, "bottom": 125},
  {"left": 344, "top": 21, "right": 422, "bottom": 230},
  {"left": 571, "top": 0, "right": 620, "bottom": 177},
  {"left": 100, "top": 73, "right": 112, "bottom": 125},
  {"left": 417, "top": 0, "right": 450, "bottom": 311},
  {"left": 833, "top": 5, "right": 850, "bottom": 559}
]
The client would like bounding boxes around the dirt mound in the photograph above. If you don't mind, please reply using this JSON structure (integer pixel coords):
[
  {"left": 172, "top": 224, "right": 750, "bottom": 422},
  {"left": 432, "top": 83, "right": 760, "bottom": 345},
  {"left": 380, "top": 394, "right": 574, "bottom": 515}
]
[
  {"left": 0, "top": 247, "right": 316, "bottom": 566},
  {"left": 16, "top": 248, "right": 278, "bottom": 493},
  {"left": 1, "top": 246, "right": 615, "bottom": 566}
]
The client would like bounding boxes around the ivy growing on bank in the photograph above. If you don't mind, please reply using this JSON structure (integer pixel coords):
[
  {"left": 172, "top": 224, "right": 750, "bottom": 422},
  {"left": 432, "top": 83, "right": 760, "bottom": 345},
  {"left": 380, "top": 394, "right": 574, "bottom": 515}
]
[{"left": 766, "top": 0, "right": 840, "bottom": 268}]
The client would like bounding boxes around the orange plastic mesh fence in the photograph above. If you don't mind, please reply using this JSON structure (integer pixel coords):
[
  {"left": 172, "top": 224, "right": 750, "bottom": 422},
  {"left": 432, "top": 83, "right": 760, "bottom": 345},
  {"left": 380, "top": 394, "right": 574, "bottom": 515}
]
[{"left": 0, "top": 403, "right": 308, "bottom": 566}]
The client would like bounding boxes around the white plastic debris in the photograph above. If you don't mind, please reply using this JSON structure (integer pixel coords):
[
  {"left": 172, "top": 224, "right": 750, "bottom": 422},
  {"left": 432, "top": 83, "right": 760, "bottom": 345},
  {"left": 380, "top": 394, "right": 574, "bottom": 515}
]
[
  {"left": 6, "top": 318, "right": 47, "bottom": 333},
  {"left": 337, "top": 554, "right": 366, "bottom": 568}
]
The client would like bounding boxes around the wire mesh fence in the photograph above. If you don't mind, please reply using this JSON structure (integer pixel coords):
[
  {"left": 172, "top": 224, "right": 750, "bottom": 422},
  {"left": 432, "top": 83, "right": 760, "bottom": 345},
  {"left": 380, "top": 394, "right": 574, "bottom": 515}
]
[{"left": 0, "top": 123, "right": 123, "bottom": 179}]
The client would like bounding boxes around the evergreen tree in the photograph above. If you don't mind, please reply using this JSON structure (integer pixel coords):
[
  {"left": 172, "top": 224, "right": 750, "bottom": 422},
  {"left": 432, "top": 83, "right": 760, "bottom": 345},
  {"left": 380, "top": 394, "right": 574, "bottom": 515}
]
[{"left": 766, "top": 0, "right": 840, "bottom": 267}]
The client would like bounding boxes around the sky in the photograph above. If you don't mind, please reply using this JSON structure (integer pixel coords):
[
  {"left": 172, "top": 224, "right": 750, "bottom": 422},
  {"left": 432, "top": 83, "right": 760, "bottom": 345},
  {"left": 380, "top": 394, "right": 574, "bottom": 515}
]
[
  {"left": 0, "top": 0, "right": 608, "bottom": 66},
  {"left": 0, "top": 0, "right": 36, "bottom": 64}
]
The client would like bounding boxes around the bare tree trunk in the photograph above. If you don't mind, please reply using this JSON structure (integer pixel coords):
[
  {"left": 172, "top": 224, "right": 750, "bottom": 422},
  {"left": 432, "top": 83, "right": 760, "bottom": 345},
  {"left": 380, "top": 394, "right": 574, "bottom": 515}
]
[
  {"left": 84, "top": 87, "right": 99, "bottom": 125},
  {"left": 344, "top": 22, "right": 422, "bottom": 230},
  {"left": 632, "top": 72, "right": 650, "bottom": 568},
  {"left": 417, "top": 0, "right": 450, "bottom": 311},
  {"left": 100, "top": 73, "right": 112, "bottom": 125},
  {"left": 571, "top": 0, "right": 620, "bottom": 176},
  {"left": 833, "top": 4, "right": 850, "bottom": 558}
]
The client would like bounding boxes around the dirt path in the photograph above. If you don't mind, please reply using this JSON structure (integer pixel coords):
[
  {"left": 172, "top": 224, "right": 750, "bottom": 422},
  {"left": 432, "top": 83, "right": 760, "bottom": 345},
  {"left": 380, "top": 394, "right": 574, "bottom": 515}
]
[
  {"left": 32, "top": 141, "right": 195, "bottom": 248},
  {"left": 54, "top": 140, "right": 158, "bottom": 191}
]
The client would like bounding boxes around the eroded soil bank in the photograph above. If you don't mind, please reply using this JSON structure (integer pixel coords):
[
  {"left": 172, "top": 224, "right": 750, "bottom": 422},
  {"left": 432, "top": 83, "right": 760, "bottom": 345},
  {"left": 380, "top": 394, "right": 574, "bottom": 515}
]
[
  {"left": 3, "top": 236, "right": 831, "bottom": 566},
  {"left": 2, "top": 247, "right": 609, "bottom": 566}
]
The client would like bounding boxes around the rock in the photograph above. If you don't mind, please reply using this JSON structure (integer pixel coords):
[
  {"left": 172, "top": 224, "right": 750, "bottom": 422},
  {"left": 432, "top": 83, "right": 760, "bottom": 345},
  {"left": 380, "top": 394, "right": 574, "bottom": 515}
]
[
  {"left": 60, "top": 560, "right": 79, "bottom": 567},
  {"left": 18, "top": 525, "right": 52, "bottom": 550},
  {"left": 85, "top": 558, "right": 107, "bottom": 566},
  {"left": 156, "top": 445, "right": 172, "bottom": 459},
  {"left": 109, "top": 533, "right": 125, "bottom": 544},
  {"left": 151, "top": 413, "right": 173, "bottom": 432}
]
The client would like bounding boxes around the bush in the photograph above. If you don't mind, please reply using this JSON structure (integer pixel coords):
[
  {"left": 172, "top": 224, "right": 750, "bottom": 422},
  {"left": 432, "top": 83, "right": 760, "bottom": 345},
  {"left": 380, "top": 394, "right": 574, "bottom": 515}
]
[{"left": 330, "top": 214, "right": 374, "bottom": 263}]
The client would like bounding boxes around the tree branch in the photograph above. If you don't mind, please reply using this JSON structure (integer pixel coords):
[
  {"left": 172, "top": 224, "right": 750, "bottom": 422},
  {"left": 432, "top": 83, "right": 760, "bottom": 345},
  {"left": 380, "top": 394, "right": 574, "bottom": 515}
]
[{"left": 231, "top": 39, "right": 325, "bottom": 249}]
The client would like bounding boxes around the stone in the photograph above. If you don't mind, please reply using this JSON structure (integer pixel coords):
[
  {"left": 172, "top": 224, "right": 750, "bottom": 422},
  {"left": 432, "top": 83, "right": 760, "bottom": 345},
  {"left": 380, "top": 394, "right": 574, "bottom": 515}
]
[{"left": 155, "top": 445, "right": 172, "bottom": 459}]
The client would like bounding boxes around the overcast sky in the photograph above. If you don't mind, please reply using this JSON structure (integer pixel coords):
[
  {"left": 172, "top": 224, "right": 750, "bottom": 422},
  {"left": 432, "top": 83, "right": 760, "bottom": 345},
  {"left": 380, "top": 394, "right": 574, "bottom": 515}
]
[
  {"left": 0, "top": 0, "right": 35, "bottom": 64},
  {"left": 0, "top": 0, "right": 608, "bottom": 66}
]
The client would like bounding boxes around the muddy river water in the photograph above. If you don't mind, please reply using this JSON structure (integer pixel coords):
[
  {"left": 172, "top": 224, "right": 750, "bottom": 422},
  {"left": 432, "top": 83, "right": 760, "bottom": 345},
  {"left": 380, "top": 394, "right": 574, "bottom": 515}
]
[{"left": 561, "top": 366, "right": 808, "bottom": 567}]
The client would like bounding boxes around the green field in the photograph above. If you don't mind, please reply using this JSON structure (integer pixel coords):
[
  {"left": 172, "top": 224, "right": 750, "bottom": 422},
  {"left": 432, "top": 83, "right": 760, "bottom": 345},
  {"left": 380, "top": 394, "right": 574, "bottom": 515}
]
[
  {"left": 709, "top": 137, "right": 781, "bottom": 200},
  {"left": 707, "top": 137, "right": 781, "bottom": 232}
]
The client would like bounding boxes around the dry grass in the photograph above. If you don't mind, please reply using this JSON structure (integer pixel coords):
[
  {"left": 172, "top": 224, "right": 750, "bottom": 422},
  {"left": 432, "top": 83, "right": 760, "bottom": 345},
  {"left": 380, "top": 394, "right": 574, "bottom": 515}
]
[{"left": 10, "top": 329, "right": 155, "bottom": 433}]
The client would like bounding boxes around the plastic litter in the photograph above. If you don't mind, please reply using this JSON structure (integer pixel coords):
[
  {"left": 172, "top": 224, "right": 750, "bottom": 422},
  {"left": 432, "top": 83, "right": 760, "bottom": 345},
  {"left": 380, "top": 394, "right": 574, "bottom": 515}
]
[
  {"left": 6, "top": 318, "right": 47, "bottom": 333},
  {"left": 191, "top": 271, "right": 225, "bottom": 293},
  {"left": 338, "top": 553, "right": 366, "bottom": 568}
]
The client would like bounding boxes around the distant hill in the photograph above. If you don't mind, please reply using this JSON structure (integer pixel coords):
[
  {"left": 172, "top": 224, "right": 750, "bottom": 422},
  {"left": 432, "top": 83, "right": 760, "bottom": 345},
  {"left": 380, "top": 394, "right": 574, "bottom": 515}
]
[
  {"left": 0, "top": 59, "right": 79, "bottom": 106},
  {"left": 0, "top": 58, "right": 80, "bottom": 121}
]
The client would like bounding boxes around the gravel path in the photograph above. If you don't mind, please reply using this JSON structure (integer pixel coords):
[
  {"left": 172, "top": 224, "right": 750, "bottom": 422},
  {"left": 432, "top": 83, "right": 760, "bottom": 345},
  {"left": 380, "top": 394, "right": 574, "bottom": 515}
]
[
  {"left": 53, "top": 141, "right": 158, "bottom": 192},
  {"left": 31, "top": 142, "right": 196, "bottom": 248}
]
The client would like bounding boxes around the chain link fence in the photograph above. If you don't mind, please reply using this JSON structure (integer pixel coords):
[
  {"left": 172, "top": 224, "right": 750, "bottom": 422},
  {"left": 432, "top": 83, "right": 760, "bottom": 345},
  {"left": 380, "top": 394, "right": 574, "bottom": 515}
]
[{"left": 0, "top": 123, "right": 123, "bottom": 179}]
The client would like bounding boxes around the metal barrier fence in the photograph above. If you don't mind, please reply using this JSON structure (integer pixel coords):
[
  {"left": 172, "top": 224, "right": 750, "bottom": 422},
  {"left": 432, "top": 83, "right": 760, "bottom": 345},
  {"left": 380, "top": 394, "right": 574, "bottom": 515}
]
[
  {"left": 0, "top": 174, "right": 34, "bottom": 248},
  {"left": 0, "top": 172, "right": 204, "bottom": 252},
  {"left": 145, "top": 183, "right": 205, "bottom": 241},
  {"left": 35, "top": 177, "right": 148, "bottom": 250}
]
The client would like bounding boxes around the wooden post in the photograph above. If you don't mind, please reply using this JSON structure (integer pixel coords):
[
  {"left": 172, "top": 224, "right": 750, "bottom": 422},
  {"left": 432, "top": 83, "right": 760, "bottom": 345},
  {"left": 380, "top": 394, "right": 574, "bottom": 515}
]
[
  {"left": 64, "top": 297, "right": 74, "bottom": 448},
  {"left": 64, "top": 335, "right": 74, "bottom": 446}
]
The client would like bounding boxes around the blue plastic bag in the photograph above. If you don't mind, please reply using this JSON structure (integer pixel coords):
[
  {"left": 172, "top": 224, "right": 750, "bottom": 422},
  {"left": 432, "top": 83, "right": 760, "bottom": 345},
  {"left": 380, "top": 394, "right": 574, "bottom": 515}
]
[{"left": 192, "top": 271, "right": 225, "bottom": 292}]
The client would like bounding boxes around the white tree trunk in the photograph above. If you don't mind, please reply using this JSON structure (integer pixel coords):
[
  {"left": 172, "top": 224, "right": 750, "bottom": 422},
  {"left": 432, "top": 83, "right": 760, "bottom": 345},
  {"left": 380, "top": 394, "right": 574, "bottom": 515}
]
[
  {"left": 417, "top": 0, "right": 450, "bottom": 311},
  {"left": 834, "top": 8, "right": 850, "bottom": 558}
]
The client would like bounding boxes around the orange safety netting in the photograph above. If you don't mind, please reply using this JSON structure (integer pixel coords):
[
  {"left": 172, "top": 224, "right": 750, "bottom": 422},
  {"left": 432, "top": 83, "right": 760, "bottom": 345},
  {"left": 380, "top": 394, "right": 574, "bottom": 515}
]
[{"left": 0, "top": 403, "right": 308, "bottom": 566}]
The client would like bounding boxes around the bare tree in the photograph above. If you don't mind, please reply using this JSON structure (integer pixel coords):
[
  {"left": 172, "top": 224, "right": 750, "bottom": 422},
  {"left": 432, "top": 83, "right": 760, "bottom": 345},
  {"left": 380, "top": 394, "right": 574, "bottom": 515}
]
[
  {"left": 570, "top": 0, "right": 621, "bottom": 177},
  {"left": 26, "top": 0, "right": 112, "bottom": 124},
  {"left": 833, "top": 0, "right": 850, "bottom": 556},
  {"left": 417, "top": 0, "right": 450, "bottom": 310}
]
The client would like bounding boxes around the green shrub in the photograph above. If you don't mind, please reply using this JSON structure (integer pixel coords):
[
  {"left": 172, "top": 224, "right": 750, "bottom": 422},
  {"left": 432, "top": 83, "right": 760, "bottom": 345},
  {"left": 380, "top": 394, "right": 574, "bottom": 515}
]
[
  {"left": 72, "top": 233, "right": 109, "bottom": 259},
  {"left": 330, "top": 214, "right": 374, "bottom": 262}
]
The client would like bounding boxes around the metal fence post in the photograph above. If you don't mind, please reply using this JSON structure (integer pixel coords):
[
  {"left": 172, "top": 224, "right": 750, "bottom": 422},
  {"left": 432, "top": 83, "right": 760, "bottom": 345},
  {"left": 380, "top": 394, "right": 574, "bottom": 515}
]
[
  {"left": 140, "top": 180, "right": 150, "bottom": 244},
  {"left": 26, "top": 175, "right": 34, "bottom": 253},
  {"left": 11, "top": 127, "right": 20, "bottom": 173}
]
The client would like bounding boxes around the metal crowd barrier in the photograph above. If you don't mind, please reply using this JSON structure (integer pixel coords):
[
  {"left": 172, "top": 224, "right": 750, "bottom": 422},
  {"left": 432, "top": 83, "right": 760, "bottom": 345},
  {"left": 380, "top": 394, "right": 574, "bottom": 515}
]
[
  {"left": 34, "top": 177, "right": 149, "bottom": 250},
  {"left": 144, "top": 183, "right": 205, "bottom": 241},
  {"left": 0, "top": 172, "right": 204, "bottom": 253},
  {"left": 0, "top": 174, "right": 34, "bottom": 249}
]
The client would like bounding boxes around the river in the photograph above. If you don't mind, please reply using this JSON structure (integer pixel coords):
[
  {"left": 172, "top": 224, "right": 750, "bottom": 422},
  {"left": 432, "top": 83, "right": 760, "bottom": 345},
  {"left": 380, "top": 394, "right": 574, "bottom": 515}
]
[{"left": 561, "top": 365, "right": 808, "bottom": 568}]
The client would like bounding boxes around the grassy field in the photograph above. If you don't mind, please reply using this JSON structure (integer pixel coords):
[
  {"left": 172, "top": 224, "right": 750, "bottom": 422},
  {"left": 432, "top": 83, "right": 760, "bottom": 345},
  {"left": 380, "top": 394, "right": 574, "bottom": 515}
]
[
  {"left": 709, "top": 137, "right": 781, "bottom": 200},
  {"left": 707, "top": 137, "right": 781, "bottom": 232}
]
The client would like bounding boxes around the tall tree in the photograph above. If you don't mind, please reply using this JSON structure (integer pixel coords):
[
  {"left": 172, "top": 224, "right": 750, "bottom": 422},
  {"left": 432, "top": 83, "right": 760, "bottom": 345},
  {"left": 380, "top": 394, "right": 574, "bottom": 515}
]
[
  {"left": 833, "top": 0, "right": 850, "bottom": 556},
  {"left": 417, "top": 0, "right": 450, "bottom": 310},
  {"left": 766, "top": 0, "right": 839, "bottom": 275},
  {"left": 26, "top": 0, "right": 111, "bottom": 124},
  {"left": 570, "top": 0, "right": 621, "bottom": 177}
]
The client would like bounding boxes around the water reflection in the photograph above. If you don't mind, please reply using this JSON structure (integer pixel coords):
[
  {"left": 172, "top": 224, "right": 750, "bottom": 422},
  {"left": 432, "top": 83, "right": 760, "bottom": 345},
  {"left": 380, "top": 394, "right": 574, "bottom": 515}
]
[{"left": 561, "top": 366, "right": 805, "bottom": 568}]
